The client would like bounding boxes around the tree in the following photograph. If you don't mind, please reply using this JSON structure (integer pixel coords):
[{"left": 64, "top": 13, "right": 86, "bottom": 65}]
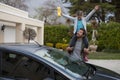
[
  {"left": 23, "top": 27, "right": 37, "bottom": 43},
  {"left": 111, "top": 0, "right": 120, "bottom": 22},
  {"left": 67, "top": 0, "right": 115, "bottom": 22},
  {"left": 34, "top": 0, "right": 61, "bottom": 25},
  {"left": 0, "top": 0, "right": 28, "bottom": 11}
]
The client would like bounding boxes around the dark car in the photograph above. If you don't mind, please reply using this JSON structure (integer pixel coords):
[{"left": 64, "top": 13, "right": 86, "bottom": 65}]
[{"left": 0, "top": 43, "right": 120, "bottom": 80}]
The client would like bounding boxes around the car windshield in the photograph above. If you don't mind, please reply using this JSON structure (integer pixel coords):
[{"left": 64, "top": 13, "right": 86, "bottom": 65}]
[{"left": 35, "top": 48, "right": 89, "bottom": 76}]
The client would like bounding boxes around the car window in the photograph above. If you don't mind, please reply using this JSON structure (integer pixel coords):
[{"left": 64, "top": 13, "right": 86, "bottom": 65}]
[
  {"left": 54, "top": 71, "right": 70, "bottom": 80},
  {"left": 35, "top": 48, "right": 89, "bottom": 76},
  {"left": 0, "top": 51, "right": 2, "bottom": 75},
  {"left": 48, "top": 49, "right": 89, "bottom": 74},
  {"left": 1, "top": 51, "right": 53, "bottom": 80}
]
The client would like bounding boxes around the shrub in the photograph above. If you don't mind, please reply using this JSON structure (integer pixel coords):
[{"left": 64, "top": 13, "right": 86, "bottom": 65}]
[
  {"left": 55, "top": 43, "right": 68, "bottom": 50},
  {"left": 62, "top": 44, "right": 69, "bottom": 50},
  {"left": 55, "top": 43, "right": 63, "bottom": 49},
  {"left": 45, "top": 43, "right": 53, "bottom": 47},
  {"left": 87, "top": 22, "right": 120, "bottom": 51},
  {"left": 44, "top": 25, "right": 71, "bottom": 46},
  {"left": 97, "top": 22, "right": 120, "bottom": 50},
  {"left": 44, "top": 22, "right": 120, "bottom": 51}
]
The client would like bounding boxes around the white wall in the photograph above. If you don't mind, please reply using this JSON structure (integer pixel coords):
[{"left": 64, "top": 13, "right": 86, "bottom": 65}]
[
  {"left": 0, "top": 3, "right": 28, "bottom": 17},
  {"left": 0, "top": 2, "right": 44, "bottom": 44}
]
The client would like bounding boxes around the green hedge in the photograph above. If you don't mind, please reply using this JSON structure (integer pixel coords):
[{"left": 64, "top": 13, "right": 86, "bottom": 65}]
[
  {"left": 44, "top": 25, "right": 71, "bottom": 47},
  {"left": 87, "top": 22, "right": 120, "bottom": 51},
  {"left": 97, "top": 22, "right": 120, "bottom": 51},
  {"left": 44, "top": 22, "right": 120, "bottom": 51}
]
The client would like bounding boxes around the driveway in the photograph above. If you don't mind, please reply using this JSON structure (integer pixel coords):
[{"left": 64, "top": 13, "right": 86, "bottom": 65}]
[{"left": 87, "top": 60, "right": 120, "bottom": 74}]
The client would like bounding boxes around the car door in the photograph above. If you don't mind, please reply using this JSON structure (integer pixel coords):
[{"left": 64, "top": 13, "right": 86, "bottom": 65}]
[
  {"left": 53, "top": 70, "right": 70, "bottom": 80},
  {"left": 0, "top": 51, "right": 2, "bottom": 76},
  {"left": 1, "top": 50, "right": 55, "bottom": 80}
]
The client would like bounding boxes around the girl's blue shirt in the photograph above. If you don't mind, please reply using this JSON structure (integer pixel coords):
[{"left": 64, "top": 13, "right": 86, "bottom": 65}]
[{"left": 76, "top": 20, "right": 84, "bottom": 32}]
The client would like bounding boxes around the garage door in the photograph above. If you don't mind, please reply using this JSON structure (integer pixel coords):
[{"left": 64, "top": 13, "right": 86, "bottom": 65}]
[{"left": 4, "top": 26, "right": 16, "bottom": 43}]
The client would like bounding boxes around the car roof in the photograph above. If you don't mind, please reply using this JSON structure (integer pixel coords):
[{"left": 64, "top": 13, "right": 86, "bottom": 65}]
[{"left": 0, "top": 43, "right": 45, "bottom": 53}]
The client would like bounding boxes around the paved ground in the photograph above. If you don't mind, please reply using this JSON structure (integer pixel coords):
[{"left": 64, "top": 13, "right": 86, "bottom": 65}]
[{"left": 87, "top": 60, "right": 120, "bottom": 74}]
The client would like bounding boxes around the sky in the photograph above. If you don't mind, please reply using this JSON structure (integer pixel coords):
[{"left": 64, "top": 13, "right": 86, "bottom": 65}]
[
  {"left": 25, "top": 0, "right": 71, "bottom": 24},
  {"left": 25, "top": 0, "right": 48, "bottom": 16},
  {"left": 25, "top": 0, "right": 71, "bottom": 16}
]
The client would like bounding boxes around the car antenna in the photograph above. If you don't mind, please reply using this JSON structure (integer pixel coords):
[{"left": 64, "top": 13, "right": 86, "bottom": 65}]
[{"left": 33, "top": 40, "right": 41, "bottom": 47}]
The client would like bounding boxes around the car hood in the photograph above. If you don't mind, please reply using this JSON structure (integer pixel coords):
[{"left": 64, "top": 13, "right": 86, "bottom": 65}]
[{"left": 88, "top": 63, "right": 120, "bottom": 80}]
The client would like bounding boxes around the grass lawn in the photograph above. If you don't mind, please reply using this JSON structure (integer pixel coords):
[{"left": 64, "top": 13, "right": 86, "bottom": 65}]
[{"left": 88, "top": 52, "right": 120, "bottom": 59}]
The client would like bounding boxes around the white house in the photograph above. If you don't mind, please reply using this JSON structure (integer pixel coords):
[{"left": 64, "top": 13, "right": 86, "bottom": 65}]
[{"left": 0, "top": 3, "right": 44, "bottom": 45}]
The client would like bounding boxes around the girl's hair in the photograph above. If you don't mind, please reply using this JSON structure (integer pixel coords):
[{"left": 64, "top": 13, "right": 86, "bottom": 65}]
[{"left": 76, "top": 11, "right": 83, "bottom": 16}]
